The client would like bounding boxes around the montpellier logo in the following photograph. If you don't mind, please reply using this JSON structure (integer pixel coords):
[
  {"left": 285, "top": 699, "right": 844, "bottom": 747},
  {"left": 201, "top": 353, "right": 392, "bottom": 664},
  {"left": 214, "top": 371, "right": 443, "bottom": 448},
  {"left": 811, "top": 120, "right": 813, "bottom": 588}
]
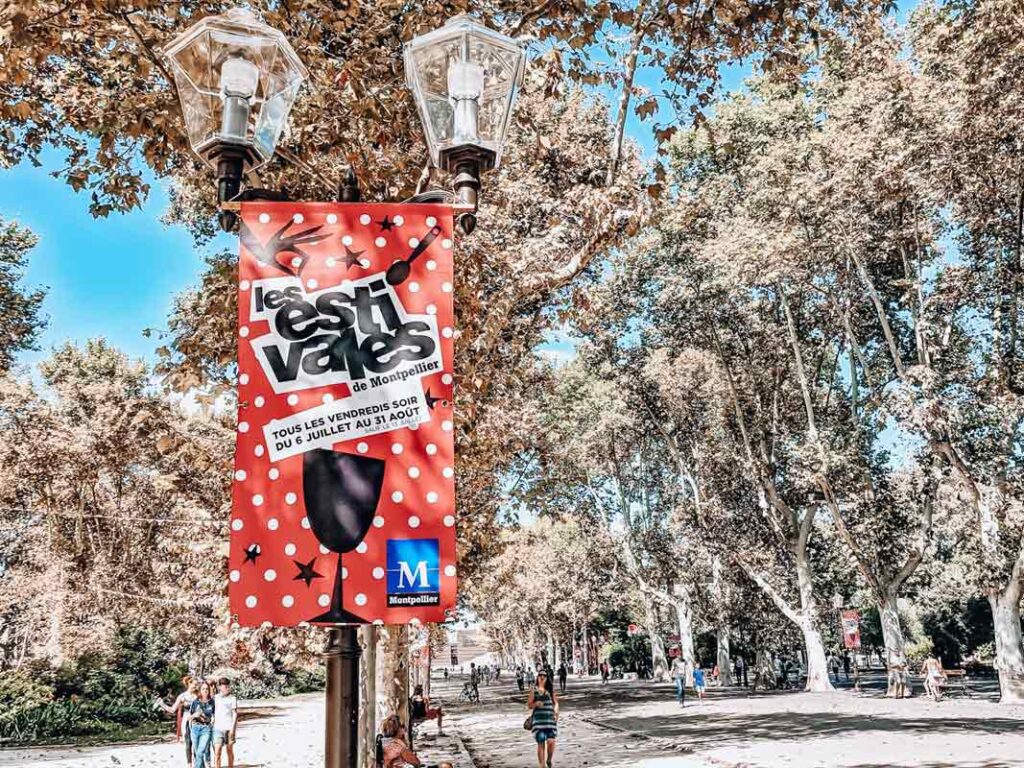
[{"left": 386, "top": 539, "right": 440, "bottom": 607}]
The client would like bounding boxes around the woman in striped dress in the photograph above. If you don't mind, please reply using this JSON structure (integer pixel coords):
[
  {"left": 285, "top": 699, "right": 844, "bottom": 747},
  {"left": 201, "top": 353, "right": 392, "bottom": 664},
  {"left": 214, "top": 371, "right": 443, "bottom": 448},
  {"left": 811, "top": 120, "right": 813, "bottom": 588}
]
[{"left": 527, "top": 670, "right": 559, "bottom": 768}]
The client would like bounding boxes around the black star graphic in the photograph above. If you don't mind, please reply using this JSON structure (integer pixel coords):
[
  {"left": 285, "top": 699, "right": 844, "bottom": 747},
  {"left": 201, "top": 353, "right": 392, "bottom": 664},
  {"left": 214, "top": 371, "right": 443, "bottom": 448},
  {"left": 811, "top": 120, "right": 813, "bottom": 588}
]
[
  {"left": 376, "top": 216, "right": 395, "bottom": 231},
  {"left": 425, "top": 388, "right": 446, "bottom": 410},
  {"left": 342, "top": 245, "right": 365, "bottom": 270},
  {"left": 243, "top": 543, "right": 261, "bottom": 565},
  {"left": 293, "top": 558, "right": 323, "bottom": 588}
]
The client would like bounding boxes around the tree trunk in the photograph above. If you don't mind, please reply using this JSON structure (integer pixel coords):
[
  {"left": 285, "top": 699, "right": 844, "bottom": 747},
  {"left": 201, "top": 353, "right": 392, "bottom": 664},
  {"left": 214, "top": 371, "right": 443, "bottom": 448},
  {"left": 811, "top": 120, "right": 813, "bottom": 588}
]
[
  {"left": 989, "top": 586, "right": 1024, "bottom": 703},
  {"left": 582, "top": 623, "right": 590, "bottom": 674},
  {"left": 795, "top": 545, "right": 835, "bottom": 692},
  {"left": 377, "top": 625, "right": 410, "bottom": 729},
  {"left": 644, "top": 600, "right": 668, "bottom": 681},
  {"left": 716, "top": 626, "right": 733, "bottom": 686},
  {"left": 878, "top": 590, "right": 908, "bottom": 673},
  {"left": 674, "top": 594, "right": 696, "bottom": 666},
  {"left": 358, "top": 626, "right": 377, "bottom": 768},
  {"left": 606, "top": 9, "right": 645, "bottom": 186}
]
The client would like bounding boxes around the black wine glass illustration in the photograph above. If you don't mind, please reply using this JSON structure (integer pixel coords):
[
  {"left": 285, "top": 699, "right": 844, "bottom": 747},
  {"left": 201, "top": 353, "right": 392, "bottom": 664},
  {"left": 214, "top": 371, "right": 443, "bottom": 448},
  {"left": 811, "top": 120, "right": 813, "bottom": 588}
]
[{"left": 302, "top": 448, "right": 386, "bottom": 624}]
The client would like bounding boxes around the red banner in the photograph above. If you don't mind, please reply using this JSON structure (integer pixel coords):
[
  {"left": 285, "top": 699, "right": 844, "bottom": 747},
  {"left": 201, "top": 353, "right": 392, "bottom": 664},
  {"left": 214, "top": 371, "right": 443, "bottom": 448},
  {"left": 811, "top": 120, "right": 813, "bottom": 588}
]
[
  {"left": 841, "top": 609, "right": 862, "bottom": 649},
  {"left": 228, "top": 202, "right": 456, "bottom": 627}
]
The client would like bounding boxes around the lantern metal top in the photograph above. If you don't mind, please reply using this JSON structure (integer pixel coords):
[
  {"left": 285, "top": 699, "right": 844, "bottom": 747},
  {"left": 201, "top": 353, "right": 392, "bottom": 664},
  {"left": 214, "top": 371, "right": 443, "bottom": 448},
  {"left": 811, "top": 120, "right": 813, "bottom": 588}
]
[
  {"left": 162, "top": 8, "right": 307, "bottom": 169},
  {"left": 403, "top": 14, "right": 526, "bottom": 172}
]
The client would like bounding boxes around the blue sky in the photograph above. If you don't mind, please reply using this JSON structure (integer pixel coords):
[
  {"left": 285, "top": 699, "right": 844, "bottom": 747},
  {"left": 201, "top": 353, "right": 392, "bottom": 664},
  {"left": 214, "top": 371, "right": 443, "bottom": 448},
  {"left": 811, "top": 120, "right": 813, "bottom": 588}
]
[{"left": 2, "top": 3, "right": 918, "bottom": 371}]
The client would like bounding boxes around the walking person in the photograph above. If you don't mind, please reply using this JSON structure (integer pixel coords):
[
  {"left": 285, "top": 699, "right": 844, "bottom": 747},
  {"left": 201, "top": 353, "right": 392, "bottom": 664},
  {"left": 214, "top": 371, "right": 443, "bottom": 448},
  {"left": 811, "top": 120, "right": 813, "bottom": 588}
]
[
  {"left": 735, "top": 655, "right": 747, "bottom": 687},
  {"left": 156, "top": 677, "right": 198, "bottom": 768},
  {"left": 188, "top": 681, "right": 216, "bottom": 768},
  {"left": 828, "top": 653, "right": 840, "bottom": 685},
  {"left": 212, "top": 678, "right": 238, "bottom": 768},
  {"left": 670, "top": 655, "right": 686, "bottom": 707},
  {"left": 693, "top": 665, "right": 706, "bottom": 704},
  {"left": 516, "top": 665, "right": 526, "bottom": 693},
  {"left": 557, "top": 662, "right": 568, "bottom": 693},
  {"left": 842, "top": 650, "right": 851, "bottom": 682},
  {"left": 527, "top": 671, "right": 559, "bottom": 768},
  {"left": 921, "top": 655, "right": 944, "bottom": 701}
]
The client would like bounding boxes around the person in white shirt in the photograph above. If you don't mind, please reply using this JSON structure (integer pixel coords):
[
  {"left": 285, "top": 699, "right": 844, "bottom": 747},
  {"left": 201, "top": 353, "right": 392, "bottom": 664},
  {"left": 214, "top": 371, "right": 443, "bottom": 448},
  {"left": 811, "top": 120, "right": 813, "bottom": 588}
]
[
  {"left": 212, "top": 678, "right": 239, "bottom": 768},
  {"left": 157, "top": 677, "right": 198, "bottom": 768}
]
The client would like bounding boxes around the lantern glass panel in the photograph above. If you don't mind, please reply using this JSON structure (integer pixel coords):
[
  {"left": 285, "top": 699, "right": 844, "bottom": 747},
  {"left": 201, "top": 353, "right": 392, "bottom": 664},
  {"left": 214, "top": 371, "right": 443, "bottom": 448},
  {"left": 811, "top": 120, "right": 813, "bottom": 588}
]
[{"left": 163, "top": 9, "right": 306, "bottom": 169}]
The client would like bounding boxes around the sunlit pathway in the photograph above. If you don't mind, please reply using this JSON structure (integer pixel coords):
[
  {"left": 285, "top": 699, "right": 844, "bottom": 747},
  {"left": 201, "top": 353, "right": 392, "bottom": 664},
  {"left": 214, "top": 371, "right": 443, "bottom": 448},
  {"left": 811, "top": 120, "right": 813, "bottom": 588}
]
[
  {"left": 440, "top": 675, "right": 710, "bottom": 768},
  {"left": 444, "top": 673, "right": 1024, "bottom": 768}
]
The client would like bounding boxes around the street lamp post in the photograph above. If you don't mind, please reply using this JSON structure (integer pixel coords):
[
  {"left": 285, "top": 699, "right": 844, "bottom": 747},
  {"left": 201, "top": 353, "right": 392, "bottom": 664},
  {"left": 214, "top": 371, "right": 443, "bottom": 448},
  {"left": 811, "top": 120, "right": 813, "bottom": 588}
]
[{"left": 159, "top": 10, "right": 525, "bottom": 768}]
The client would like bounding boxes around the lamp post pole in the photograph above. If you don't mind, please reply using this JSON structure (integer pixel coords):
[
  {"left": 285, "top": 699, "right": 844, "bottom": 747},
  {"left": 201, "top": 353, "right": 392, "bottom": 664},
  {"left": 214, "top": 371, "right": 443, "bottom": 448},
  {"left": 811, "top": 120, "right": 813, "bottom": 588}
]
[{"left": 325, "top": 626, "right": 362, "bottom": 768}]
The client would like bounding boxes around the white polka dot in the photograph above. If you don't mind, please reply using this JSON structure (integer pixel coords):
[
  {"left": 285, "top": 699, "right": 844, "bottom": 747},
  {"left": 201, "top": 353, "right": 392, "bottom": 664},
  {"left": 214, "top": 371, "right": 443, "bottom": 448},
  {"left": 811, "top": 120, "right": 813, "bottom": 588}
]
[
  {"left": 235, "top": 469, "right": 247, "bottom": 481},
  {"left": 360, "top": 259, "right": 370, "bottom": 268},
  {"left": 291, "top": 257, "right": 302, "bottom": 268},
  {"left": 323, "top": 393, "right": 334, "bottom": 404},
  {"left": 259, "top": 213, "right": 270, "bottom": 223},
  {"left": 264, "top": 569, "right": 277, "bottom": 582},
  {"left": 326, "top": 213, "right": 338, "bottom": 224},
  {"left": 375, "top": 236, "right": 386, "bottom": 248},
  {"left": 239, "top": 326, "right": 250, "bottom": 338},
  {"left": 445, "top": 565, "right": 457, "bottom": 577},
  {"left": 238, "top": 421, "right": 250, "bottom": 433},
  {"left": 287, "top": 394, "right": 299, "bottom": 406},
  {"left": 442, "top": 467, "right": 454, "bottom": 478},
  {"left": 426, "top": 491, "right": 439, "bottom": 504},
  {"left": 409, "top": 281, "right": 420, "bottom": 293},
  {"left": 231, "top": 519, "right": 244, "bottom": 531},
  {"left": 267, "top": 518, "right": 279, "bottom": 531},
  {"left": 426, "top": 216, "right": 437, "bottom": 228},
  {"left": 245, "top": 595, "right": 258, "bottom": 608},
  {"left": 393, "top": 215, "right": 404, "bottom": 226},
  {"left": 252, "top": 494, "right": 264, "bottom": 506},
  {"left": 409, "top": 423, "right": 419, "bottom": 431},
  {"left": 442, "top": 327, "right": 454, "bottom": 338},
  {"left": 442, "top": 373, "right": 453, "bottom": 385},
  {"left": 254, "top": 395, "right": 265, "bottom": 407},
  {"left": 319, "top": 544, "right": 330, "bottom": 555},
  {"left": 318, "top": 594, "right": 330, "bottom": 607},
  {"left": 326, "top": 257, "right": 337, "bottom": 267},
  {"left": 307, "top": 278, "right": 318, "bottom": 290},
  {"left": 443, "top": 515, "right": 455, "bottom": 527},
  {"left": 391, "top": 443, "right": 404, "bottom": 455},
  {"left": 240, "top": 279, "right": 250, "bottom": 290},
  {"left": 356, "top": 442, "right": 368, "bottom": 454},
  {"left": 286, "top": 492, "right": 297, "bottom": 505},
  {"left": 373, "top": 516, "right": 385, "bottom": 528},
  {"left": 293, "top": 213, "right": 304, "bottom": 223},
  {"left": 301, "top": 516, "right": 311, "bottom": 529},
  {"left": 255, "top": 445, "right": 265, "bottom": 457},
  {"left": 442, "top": 420, "right": 453, "bottom": 432},
  {"left": 426, "top": 304, "right": 437, "bottom": 315},
  {"left": 409, "top": 515, "right": 421, "bottom": 528},
  {"left": 269, "top": 468, "right": 279, "bottom": 480},
  {"left": 356, "top": 542, "right": 368, "bottom": 554},
  {"left": 342, "top": 234, "right": 353, "bottom": 246},
  {"left": 408, "top": 237, "right": 419, "bottom": 248},
  {"left": 285, "top": 543, "right": 297, "bottom": 556},
  {"left": 392, "top": 491, "right": 404, "bottom": 503},
  {"left": 359, "top": 214, "right": 371, "bottom": 225},
  {"left": 342, "top": 567, "right": 349, "bottom": 579},
  {"left": 426, "top": 259, "right": 437, "bottom": 271},
  {"left": 239, "top": 374, "right": 250, "bottom": 385},
  {"left": 282, "top": 595, "right": 295, "bottom": 607},
  {"left": 408, "top": 466, "right": 421, "bottom": 479},
  {"left": 442, "top": 282, "right": 453, "bottom": 293},
  {"left": 373, "top": 567, "right": 385, "bottom": 580},
  {"left": 230, "top": 569, "right": 240, "bottom": 582},
  {"left": 426, "top": 443, "right": 438, "bottom": 455},
  {"left": 442, "top": 238, "right": 452, "bottom": 249},
  {"left": 355, "top": 593, "right": 367, "bottom": 606}
]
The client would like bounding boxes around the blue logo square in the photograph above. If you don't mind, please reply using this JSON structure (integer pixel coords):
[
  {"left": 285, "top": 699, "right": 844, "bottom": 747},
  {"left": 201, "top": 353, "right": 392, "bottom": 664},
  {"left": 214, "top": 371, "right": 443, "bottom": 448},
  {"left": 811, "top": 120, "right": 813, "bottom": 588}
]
[{"left": 386, "top": 539, "right": 440, "bottom": 595}]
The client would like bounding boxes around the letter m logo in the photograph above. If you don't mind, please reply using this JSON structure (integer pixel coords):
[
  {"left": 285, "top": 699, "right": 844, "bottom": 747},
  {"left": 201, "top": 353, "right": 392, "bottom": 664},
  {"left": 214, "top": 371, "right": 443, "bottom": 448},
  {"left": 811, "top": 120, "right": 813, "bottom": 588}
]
[{"left": 387, "top": 539, "right": 440, "bottom": 594}]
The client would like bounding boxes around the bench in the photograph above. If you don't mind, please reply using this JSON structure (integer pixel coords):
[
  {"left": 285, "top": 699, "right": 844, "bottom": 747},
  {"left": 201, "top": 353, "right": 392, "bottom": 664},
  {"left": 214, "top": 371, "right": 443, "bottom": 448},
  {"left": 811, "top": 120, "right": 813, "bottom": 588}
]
[{"left": 941, "top": 669, "right": 971, "bottom": 696}]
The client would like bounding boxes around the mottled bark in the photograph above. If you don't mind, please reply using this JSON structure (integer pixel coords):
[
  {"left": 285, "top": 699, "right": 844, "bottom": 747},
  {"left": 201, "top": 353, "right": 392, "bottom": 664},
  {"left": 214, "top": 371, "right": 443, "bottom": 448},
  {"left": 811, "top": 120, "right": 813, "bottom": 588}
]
[
  {"left": 989, "top": 585, "right": 1024, "bottom": 703},
  {"left": 358, "top": 625, "right": 377, "bottom": 768},
  {"left": 716, "top": 627, "right": 733, "bottom": 686}
]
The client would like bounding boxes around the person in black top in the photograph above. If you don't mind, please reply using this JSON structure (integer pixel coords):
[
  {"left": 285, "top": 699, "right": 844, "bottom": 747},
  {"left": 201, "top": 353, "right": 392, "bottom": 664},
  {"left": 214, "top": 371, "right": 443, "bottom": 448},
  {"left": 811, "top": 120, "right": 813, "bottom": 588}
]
[
  {"left": 188, "top": 681, "right": 216, "bottom": 768},
  {"left": 556, "top": 663, "right": 568, "bottom": 693}
]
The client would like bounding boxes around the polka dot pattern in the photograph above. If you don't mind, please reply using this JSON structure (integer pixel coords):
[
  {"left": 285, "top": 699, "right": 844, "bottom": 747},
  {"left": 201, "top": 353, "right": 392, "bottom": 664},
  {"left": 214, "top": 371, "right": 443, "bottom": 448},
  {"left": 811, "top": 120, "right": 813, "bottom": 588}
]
[{"left": 230, "top": 203, "right": 458, "bottom": 628}]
